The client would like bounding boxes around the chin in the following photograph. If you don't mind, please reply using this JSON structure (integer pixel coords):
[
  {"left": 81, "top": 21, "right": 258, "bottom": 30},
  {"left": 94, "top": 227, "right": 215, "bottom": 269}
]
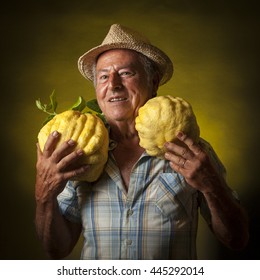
[{"left": 107, "top": 113, "right": 131, "bottom": 123}]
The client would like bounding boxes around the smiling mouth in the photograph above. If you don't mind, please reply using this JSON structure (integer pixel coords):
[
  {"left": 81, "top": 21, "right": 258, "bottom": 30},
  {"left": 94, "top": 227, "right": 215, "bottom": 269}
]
[{"left": 109, "top": 97, "right": 128, "bottom": 102}]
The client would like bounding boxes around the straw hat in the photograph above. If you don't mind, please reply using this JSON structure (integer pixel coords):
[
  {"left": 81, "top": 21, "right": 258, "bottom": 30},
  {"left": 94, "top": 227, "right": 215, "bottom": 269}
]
[{"left": 78, "top": 24, "right": 173, "bottom": 86}]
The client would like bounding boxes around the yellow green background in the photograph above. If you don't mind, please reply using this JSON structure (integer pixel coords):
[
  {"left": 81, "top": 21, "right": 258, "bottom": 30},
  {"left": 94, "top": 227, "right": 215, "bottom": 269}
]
[{"left": 1, "top": 0, "right": 259, "bottom": 259}]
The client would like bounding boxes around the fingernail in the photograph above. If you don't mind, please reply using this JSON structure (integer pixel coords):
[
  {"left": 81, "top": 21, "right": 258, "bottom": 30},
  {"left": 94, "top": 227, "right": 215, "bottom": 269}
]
[
  {"left": 164, "top": 152, "right": 170, "bottom": 159},
  {"left": 52, "top": 130, "right": 59, "bottom": 137},
  {"left": 177, "top": 131, "right": 184, "bottom": 138},
  {"left": 68, "top": 139, "right": 75, "bottom": 146},
  {"left": 164, "top": 142, "right": 170, "bottom": 148},
  {"left": 77, "top": 149, "right": 84, "bottom": 155}
]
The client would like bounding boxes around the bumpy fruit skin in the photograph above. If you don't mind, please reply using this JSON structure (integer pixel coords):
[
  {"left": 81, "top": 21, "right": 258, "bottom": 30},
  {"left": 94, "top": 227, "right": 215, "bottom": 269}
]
[
  {"left": 135, "top": 96, "right": 200, "bottom": 158},
  {"left": 38, "top": 110, "right": 109, "bottom": 182}
]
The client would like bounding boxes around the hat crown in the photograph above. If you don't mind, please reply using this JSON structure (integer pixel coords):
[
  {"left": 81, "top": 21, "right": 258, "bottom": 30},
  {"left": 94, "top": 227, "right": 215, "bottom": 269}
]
[{"left": 102, "top": 24, "right": 150, "bottom": 45}]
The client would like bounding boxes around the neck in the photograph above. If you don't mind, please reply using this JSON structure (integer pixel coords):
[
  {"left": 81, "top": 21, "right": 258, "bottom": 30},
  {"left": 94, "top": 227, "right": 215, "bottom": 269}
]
[
  {"left": 108, "top": 119, "right": 139, "bottom": 143},
  {"left": 107, "top": 119, "right": 145, "bottom": 191}
]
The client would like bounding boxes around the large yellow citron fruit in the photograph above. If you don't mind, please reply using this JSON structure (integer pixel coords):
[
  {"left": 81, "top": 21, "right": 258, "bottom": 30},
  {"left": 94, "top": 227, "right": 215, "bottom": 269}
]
[
  {"left": 135, "top": 95, "right": 200, "bottom": 158},
  {"left": 38, "top": 110, "right": 109, "bottom": 182}
]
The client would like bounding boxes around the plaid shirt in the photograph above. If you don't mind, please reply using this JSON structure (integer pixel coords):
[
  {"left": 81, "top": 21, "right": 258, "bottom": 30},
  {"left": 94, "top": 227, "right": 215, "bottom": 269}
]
[{"left": 58, "top": 139, "right": 226, "bottom": 260}]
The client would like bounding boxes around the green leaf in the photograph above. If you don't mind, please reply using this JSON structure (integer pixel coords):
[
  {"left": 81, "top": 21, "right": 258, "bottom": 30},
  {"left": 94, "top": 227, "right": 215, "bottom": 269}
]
[
  {"left": 86, "top": 99, "right": 102, "bottom": 113},
  {"left": 36, "top": 90, "right": 58, "bottom": 114},
  {"left": 69, "top": 96, "right": 87, "bottom": 112},
  {"left": 45, "top": 103, "right": 53, "bottom": 111},
  {"left": 50, "top": 90, "right": 57, "bottom": 112},
  {"left": 36, "top": 99, "right": 44, "bottom": 111},
  {"left": 36, "top": 90, "right": 58, "bottom": 126},
  {"left": 36, "top": 92, "right": 103, "bottom": 127},
  {"left": 96, "top": 113, "right": 106, "bottom": 124}
]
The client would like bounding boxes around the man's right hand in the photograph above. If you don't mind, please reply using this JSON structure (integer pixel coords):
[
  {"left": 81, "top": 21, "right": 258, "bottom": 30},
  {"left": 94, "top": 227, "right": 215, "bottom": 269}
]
[{"left": 35, "top": 130, "right": 89, "bottom": 203}]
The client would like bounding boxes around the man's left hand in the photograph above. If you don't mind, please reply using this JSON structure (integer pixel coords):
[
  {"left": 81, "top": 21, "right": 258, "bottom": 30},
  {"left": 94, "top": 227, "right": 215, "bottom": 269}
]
[{"left": 164, "top": 132, "right": 222, "bottom": 193}]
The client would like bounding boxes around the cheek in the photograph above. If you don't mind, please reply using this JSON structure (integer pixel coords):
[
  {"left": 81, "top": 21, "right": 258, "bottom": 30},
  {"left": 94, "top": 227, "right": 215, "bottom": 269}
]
[
  {"left": 96, "top": 96, "right": 102, "bottom": 110},
  {"left": 133, "top": 82, "right": 153, "bottom": 104},
  {"left": 94, "top": 92, "right": 106, "bottom": 114},
  {"left": 95, "top": 85, "right": 107, "bottom": 101},
  {"left": 129, "top": 78, "right": 148, "bottom": 94}
]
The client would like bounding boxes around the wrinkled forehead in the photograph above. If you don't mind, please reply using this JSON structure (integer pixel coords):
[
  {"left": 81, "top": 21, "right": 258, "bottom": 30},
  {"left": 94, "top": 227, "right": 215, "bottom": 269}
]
[
  {"left": 96, "top": 49, "right": 145, "bottom": 72},
  {"left": 97, "top": 49, "right": 141, "bottom": 64}
]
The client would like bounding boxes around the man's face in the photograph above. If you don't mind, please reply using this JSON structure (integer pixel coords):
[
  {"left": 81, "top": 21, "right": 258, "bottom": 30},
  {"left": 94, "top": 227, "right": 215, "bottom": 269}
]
[{"left": 94, "top": 49, "right": 155, "bottom": 123}]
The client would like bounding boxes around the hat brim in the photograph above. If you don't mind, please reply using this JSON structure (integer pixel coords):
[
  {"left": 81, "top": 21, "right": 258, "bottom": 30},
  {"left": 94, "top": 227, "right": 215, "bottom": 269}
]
[{"left": 78, "top": 42, "right": 173, "bottom": 86}]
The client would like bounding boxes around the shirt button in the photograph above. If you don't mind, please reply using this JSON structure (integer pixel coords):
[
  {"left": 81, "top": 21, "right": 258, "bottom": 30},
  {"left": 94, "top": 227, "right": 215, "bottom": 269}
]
[
  {"left": 127, "top": 209, "right": 134, "bottom": 216},
  {"left": 126, "top": 239, "right": 132, "bottom": 246}
]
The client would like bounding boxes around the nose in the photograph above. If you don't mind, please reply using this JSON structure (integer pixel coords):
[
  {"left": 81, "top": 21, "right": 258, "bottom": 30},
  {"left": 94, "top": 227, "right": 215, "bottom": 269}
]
[{"left": 108, "top": 72, "right": 122, "bottom": 92}]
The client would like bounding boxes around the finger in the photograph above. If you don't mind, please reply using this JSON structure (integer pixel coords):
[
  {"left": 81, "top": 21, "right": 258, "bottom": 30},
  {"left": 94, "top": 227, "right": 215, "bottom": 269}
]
[
  {"left": 164, "top": 141, "right": 193, "bottom": 160},
  {"left": 169, "top": 161, "right": 183, "bottom": 173},
  {"left": 57, "top": 148, "right": 85, "bottom": 171},
  {"left": 51, "top": 139, "right": 77, "bottom": 163},
  {"left": 176, "top": 131, "right": 202, "bottom": 155},
  {"left": 165, "top": 151, "right": 186, "bottom": 167},
  {"left": 36, "top": 142, "right": 42, "bottom": 158},
  {"left": 63, "top": 164, "right": 90, "bottom": 181},
  {"left": 43, "top": 131, "right": 61, "bottom": 157}
]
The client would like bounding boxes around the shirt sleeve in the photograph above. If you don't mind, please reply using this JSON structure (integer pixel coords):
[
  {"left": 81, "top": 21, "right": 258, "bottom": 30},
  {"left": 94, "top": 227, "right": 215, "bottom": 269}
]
[{"left": 57, "top": 181, "right": 81, "bottom": 224}]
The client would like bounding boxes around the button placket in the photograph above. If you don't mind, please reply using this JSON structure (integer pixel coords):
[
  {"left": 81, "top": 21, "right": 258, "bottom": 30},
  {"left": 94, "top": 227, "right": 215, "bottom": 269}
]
[
  {"left": 126, "top": 239, "right": 132, "bottom": 246},
  {"left": 127, "top": 209, "right": 134, "bottom": 217}
]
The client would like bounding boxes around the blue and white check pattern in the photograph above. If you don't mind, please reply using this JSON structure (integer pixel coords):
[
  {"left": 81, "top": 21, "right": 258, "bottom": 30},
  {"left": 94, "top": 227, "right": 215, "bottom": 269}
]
[{"left": 58, "top": 139, "right": 226, "bottom": 259}]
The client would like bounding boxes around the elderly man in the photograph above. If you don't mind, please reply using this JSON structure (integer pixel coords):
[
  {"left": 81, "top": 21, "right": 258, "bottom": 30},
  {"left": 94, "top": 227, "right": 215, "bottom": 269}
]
[{"left": 35, "top": 24, "right": 248, "bottom": 259}]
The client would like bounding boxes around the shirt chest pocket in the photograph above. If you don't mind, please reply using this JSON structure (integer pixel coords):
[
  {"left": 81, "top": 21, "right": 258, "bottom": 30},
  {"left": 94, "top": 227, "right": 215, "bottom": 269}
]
[{"left": 155, "top": 173, "right": 197, "bottom": 221}]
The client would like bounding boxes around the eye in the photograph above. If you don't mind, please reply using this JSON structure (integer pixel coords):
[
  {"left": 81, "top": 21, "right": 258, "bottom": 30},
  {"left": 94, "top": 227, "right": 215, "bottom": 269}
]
[
  {"left": 120, "top": 71, "right": 133, "bottom": 77},
  {"left": 98, "top": 74, "right": 108, "bottom": 83}
]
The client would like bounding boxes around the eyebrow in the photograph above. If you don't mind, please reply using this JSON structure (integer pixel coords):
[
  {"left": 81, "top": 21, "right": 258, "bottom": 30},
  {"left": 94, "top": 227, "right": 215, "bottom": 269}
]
[{"left": 96, "top": 64, "right": 135, "bottom": 74}]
